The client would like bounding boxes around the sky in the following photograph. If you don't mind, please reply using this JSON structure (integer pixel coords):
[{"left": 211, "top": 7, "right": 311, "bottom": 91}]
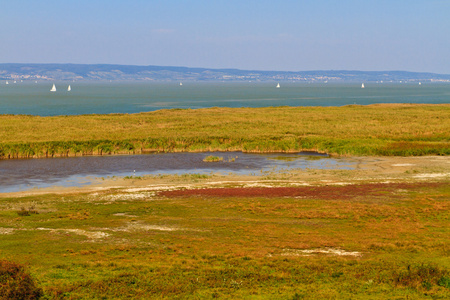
[{"left": 1, "top": 0, "right": 449, "bottom": 73}]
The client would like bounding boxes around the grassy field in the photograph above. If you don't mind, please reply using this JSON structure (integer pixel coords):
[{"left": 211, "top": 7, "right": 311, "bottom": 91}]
[
  {"left": 1, "top": 104, "right": 449, "bottom": 158},
  {"left": 1, "top": 172, "right": 449, "bottom": 299}
]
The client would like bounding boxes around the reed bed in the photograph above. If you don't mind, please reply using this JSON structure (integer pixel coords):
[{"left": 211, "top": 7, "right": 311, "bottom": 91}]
[{"left": 1, "top": 104, "right": 449, "bottom": 158}]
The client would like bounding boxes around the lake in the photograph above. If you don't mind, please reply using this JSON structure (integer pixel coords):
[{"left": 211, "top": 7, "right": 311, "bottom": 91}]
[{"left": 1, "top": 81, "right": 449, "bottom": 116}]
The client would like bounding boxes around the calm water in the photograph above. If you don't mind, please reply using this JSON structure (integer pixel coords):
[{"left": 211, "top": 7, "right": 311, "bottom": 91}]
[
  {"left": 0, "top": 81, "right": 449, "bottom": 116},
  {"left": 0, "top": 152, "right": 358, "bottom": 193}
]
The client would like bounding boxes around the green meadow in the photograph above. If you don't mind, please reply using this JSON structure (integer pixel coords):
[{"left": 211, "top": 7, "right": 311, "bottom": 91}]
[
  {"left": 1, "top": 176, "right": 449, "bottom": 299},
  {"left": 1, "top": 104, "right": 449, "bottom": 158}
]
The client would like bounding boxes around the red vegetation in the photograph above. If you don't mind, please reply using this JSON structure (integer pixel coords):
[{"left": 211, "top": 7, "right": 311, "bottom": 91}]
[{"left": 159, "top": 182, "right": 444, "bottom": 199}]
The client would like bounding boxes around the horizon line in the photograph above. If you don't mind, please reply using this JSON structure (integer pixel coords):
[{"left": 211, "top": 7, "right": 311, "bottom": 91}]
[{"left": 0, "top": 62, "right": 448, "bottom": 76}]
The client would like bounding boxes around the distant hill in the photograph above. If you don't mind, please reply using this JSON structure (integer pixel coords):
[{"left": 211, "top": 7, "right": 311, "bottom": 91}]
[{"left": 1, "top": 63, "right": 449, "bottom": 82}]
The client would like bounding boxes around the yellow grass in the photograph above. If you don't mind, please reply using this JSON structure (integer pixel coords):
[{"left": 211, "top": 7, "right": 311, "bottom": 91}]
[
  {"left": 1, "top": 104, "right": 449, "bottom": 142},
  {"left": 1, "top": 104, "right": 449, "bottom": 157}
]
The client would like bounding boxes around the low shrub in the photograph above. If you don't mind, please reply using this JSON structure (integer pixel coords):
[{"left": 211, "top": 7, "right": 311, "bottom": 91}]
[
  {"left": 394, "top": 263, "right": 449, "bottom": 291},
  {"left": 0, "top": 260, "right": 43, "bottom": 300},
  {"left": 17, "top": 206, "right": 39, "bottom": 217}
]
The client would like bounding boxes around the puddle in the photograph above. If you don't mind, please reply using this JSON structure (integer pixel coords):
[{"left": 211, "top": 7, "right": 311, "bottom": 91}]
[{"left": 0, "top": 152, "right": 357, "bottom": 193}]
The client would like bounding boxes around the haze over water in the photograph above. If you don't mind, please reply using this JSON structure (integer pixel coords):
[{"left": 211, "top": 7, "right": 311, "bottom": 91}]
[{"left": 1, "top": 81, "right": 449, "bottom": 116}]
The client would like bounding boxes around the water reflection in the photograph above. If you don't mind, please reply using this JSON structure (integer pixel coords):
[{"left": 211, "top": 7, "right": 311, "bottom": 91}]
[{"left": 0, "top": 152, "right": 356, "bottom": 193}]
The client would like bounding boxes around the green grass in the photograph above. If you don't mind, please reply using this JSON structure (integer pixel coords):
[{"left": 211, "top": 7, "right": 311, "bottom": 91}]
[
  {"left": 1, "top": 104, "right": 449, "bottom": 158},
  {"left": 203, "top": 155, "right": 223, "bottom": 162},
  {"left": 1, "top": 181, "right": 449, "bottom": 298}
]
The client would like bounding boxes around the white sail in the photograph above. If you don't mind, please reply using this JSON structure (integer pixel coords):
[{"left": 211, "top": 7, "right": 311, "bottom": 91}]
[
  {"left": 179, "top": 82, "right": 183, "bottom": 86},
  {"left": 5, "top": 81, "right": 8, "bottom": 85},
  {"left": 361, "top": 83, "right": 365, "bottom": 88},
  {"left": 276, "top": 83, "right": 280, "bottom": 88},
  {"left": 50, "top": 84, "right": 56, "bottom": 92},
  {"left": 67, "top": 85, "right": 71, "bottom": 91}
]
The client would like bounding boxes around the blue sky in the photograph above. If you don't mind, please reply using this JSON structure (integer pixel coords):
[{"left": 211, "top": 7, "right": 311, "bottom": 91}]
[{"left": 1, "top": 0, "right": 449, "bottom": 73}]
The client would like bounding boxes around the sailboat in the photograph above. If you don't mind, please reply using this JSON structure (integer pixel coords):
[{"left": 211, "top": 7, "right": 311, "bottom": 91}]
[
  {"left": 5, "top": 81, "right": 8, "bottom": 85},
  {"left": 179, "top": 82, "right": 183, "bottom": 86},
  {"left": 276, "top": 83, "right": 280, "bottom": 88},
  {"left": 67, "top": 85, "right": 71, "bottom": 91},
  {"left": 361, "top": 83, "right": 365, "bottom": 89},
  {"left": 50, "top": 84, "right": 56, "bottom": 92}
]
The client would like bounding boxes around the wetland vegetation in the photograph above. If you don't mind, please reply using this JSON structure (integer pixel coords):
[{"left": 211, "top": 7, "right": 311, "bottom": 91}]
[
  {"left": 1, "top": 104, "right": 449, "bottom": 298},
  {"left": 0, "top": 174, "right": 449, "bottom": 299},
  {"left": 1, "top": 104, "right": 449, "bottom": 159}
]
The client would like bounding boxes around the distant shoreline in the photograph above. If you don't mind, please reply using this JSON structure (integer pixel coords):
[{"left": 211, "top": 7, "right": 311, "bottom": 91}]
[{"left": 2, "top": 63, "right": 450, "bottom": 82}]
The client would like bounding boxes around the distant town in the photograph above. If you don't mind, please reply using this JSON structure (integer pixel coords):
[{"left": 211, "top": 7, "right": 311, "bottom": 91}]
[{"left": 1, "top": 63, "right": 450, "bottom": 83}]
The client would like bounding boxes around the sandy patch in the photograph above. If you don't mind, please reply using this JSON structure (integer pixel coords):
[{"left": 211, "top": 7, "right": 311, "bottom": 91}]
[
  {"left": 64, "top": 229, "right": 110, "bottom": 239},
  {"left": 36, "top": 227, "right": 110, "bottom": 239},
  {"left": 203, "top": 180, "right": 312, "bottom": 187},
  {"left": 113, "top": 213, "right": 138, "bottom": 217},
  {"left": 413, "top": 173, "right": 449, "bottom": 179},
  {"left": 0, "top": 227, "right": 15, "bottom": 234},
  {"left": 110, "top": 221, "right": 197, "bottom": 232},
  {"left": 280, "top": 248, "right": 362, "bottom": 257},
  {"left": 243, "top": 182, "right": 279, "bottom": 188},
  {"left": 123, "top": 224, "right": 179, "bottom": 232},
  {"left": 123, "top": 185, "right": 190, "bottom": 192},
  {"left": 94, "top": 192, "right": 155, "bottom": 201}
]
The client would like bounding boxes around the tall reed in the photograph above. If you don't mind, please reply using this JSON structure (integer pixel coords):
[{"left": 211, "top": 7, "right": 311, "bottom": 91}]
[{"left": 1, "top": 104, "right": 449, "bottom": 158}]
